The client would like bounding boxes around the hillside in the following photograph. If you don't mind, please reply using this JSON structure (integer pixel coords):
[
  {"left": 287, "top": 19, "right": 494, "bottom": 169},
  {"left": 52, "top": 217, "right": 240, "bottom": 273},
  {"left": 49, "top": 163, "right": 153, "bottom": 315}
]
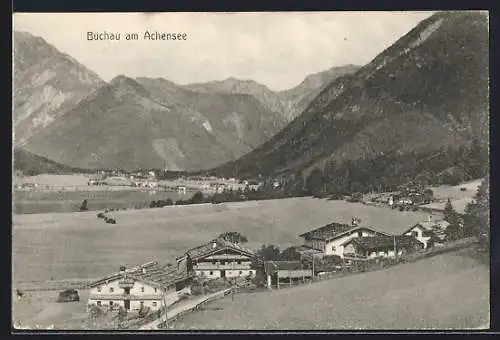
[
  {"left": 13, "top": 31, "right": 105, "bottom": 144},
  {"left": 23, "top": 75, "right": 287, "bottom": 171},
  {"left": 211, "top": 12, "right": 489, "bottom": 181},
  {"left": 172, "top": 251, "right": 489, "bottom": 329},
  {"left": 183, "top": 65, "right": 360, "bottom": 121},
  {"left": 13, "top": 147, "right": 90, "bottom": 175}
]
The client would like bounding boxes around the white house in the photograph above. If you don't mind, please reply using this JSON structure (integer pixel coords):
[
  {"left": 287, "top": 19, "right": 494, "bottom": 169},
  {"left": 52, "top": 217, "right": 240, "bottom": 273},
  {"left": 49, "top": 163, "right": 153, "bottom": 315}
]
[
  {"left": 87, "top": 262, "right": 193, "bottom": 313},
  {"left": 299, "top": 221, "right": 390, "bottom": 258},
  {"left": 176, "top": 239, "right": 259, "bottom": 279},
  {"left": 342, "top": 235, "right": 424, "bottom": 259},
  {"left": 402, "top": 219, "right": 450, "bottom": 249}
]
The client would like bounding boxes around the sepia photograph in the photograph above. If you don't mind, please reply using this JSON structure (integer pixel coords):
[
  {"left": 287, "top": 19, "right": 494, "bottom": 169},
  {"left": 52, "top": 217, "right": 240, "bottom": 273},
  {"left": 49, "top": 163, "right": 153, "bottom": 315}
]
[{"left": 12, "top": 11, "right": 490, "bottom": 331}]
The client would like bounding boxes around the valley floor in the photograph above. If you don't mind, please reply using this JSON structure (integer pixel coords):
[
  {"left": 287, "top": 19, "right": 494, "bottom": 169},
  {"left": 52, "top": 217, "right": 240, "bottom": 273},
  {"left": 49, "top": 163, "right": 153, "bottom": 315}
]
[{"left": 12, "top": 198, "right": 435, "bottom": 282}]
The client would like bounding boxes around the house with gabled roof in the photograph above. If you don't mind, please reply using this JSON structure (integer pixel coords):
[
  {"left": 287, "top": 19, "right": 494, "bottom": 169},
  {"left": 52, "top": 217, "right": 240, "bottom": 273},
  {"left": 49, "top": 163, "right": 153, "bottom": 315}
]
[
  {"left": 176, "top": 238, "right": 259, "bottom": 279},
  {"left": 87, "top": 261, "right": 194, "bottom": 312},
  {"left": 299, "top": 220, "right": 390, "bottom": 258},
  {"left": 263, "top": 261, "right": 313, "bottom": 289},
  {"left": 402, "top": 218, "right": 450, "bottom": 249},
  {"left": 342, "top": 235, "right": 424, "bottom": 259}
]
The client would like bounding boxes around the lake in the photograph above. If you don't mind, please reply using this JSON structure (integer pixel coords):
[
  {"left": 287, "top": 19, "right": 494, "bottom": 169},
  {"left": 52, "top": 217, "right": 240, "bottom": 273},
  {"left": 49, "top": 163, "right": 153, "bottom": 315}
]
[{"left": 13, "top": 190, "right": 191, "bottom": 214}]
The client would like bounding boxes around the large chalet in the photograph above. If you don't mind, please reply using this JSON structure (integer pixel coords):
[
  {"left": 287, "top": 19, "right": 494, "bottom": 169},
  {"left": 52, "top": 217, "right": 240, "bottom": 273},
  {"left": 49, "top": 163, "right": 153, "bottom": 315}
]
[
  {"left": 87, "top": 261, "right": 193, "bottom": 312},
  {"left": 176, "top": 239, "right": 258, "bottom": 279},
  {"left": 299, "top": 219, "right": 389, "bottom": 258}
]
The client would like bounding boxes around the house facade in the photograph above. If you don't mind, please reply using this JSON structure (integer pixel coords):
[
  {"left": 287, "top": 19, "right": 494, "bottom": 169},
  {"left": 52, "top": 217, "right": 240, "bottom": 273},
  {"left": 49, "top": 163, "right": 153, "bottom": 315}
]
[
  {"left": 299, "top": 221, "right": 389, "bottom": 258},
  {"left": 87, "top": 262, "right": 193, "bottom": 312},
  {"left": 177, "top": 239, "right": 258, "bottom": 279},
  {"left": 342, "top": 236, "right": 424, "bottom": 259},
  {"left": 403, "top": 220, "right": 449, "bottom": 249}
]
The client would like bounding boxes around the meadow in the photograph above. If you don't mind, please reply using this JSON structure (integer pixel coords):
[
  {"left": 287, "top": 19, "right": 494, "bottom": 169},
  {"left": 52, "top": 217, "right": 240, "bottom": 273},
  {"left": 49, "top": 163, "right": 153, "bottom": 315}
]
[
  {"left": 12, "top": 198, "right": 434, "bottom": 283},
  {"left": 13, "top": 190, "right": 186, "bottom": 214},
  {"left": 172, "top": 249, "right": 490, "bottom": 330}
]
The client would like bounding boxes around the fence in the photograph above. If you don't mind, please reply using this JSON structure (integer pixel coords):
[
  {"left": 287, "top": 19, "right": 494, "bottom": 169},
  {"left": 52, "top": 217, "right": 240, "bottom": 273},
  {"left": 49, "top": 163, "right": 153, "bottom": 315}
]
[
  {"left": 156, "top": 288, "right": 232, "bottom": 328},
  {"left": 16, "top": 279, "right": 95, "bottom": 292},
  {"left": 268, "top": 237, "right": 479, "bottom": 289}
]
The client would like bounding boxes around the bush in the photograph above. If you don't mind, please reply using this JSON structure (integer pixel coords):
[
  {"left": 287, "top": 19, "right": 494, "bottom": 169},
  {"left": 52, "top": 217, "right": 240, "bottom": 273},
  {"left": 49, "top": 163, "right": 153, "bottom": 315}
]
[
  {"left": 88, "top": 304, "right": 104, "bottom": 318},
  {"left": 97, "top": 212, "right": 106, "bottom": 219},
  {"left": 79, "top": 199, "right": 89, "bottom": 212},
  {"left": 398, "top": 206, "right": 405, "bottom": 212},
  {"left": 460, "top": 187, "right": 467, "bottom": 191}
]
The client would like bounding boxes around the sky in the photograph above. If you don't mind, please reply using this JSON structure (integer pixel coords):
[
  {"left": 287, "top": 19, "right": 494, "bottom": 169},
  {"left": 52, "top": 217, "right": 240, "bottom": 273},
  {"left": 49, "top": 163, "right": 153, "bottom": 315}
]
[{"left": 13, "top": 12, "right": 434, "bottom": 91}]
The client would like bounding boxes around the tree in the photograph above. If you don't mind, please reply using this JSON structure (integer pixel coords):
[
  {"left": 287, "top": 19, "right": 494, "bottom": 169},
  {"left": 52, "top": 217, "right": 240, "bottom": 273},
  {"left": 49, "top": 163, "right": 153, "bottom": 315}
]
[
  {"left": 305, "top": 168, "right": 324, "bottom": 196},
  {"left": 79, "top": 199, "right": 89, "bottom": 211},
  {"left": 279, "top": 247, "right": 302, "bottom": 261},
  {"left": 443, "top": 199, "right": 461, "bottom": 241},
  {"left": 256, "top": 245, "right": 280, "bottom": 261},
  {"left": 189, "top": 191, "right": 205, "bottom": 204},
  {"left": 463, "top": 175, "right": 490, "bottom": 249},
  {"left": 218, "top": 232, "right": 248, "bottom": 244}
]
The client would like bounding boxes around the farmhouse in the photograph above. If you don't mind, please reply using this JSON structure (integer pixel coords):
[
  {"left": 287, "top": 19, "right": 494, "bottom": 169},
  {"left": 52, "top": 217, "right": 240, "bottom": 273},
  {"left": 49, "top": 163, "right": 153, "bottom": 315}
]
[
  {"left": 342, "top": 235, "right": 424, "bottom": 259},
  {"left": 87, "top": 261, "right": 193, "bottom": 312},
  {"left": 299, "top": 220, "right": 389, "bottom": 258},
  {"left": 263, "top": 261, "right": 313, "bottom": 289},
  {"left": 402, "top": 219, "right": 450, "bottom": 249},
  {"left": 176, "top": 239, "right": 258, "bottom": 279}
]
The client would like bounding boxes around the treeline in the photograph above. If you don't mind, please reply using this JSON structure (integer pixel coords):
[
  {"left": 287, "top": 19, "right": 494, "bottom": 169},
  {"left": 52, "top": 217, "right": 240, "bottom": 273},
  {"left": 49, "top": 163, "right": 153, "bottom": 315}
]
[
  {"left": 295, "top": 139, "right": 488, "bottom": 198},
  {"left": 146, "top": 139, "right": 488, "bottom": 208}
]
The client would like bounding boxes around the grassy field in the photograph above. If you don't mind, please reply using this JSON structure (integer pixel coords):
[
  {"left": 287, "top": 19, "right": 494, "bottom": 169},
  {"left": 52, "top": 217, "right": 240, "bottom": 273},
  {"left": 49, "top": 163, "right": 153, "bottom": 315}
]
[
  {"left": 420, "top": 179, "right": 482, "bottom": 214},
  {"left": 13, "top": 190, "right": 186, "bottom": 214},
  {"left": 172, "top": 249, "right": 490, "bottom": 330},
  {"left": 12, "top": 198, "right": 435, "bottom": 282}
]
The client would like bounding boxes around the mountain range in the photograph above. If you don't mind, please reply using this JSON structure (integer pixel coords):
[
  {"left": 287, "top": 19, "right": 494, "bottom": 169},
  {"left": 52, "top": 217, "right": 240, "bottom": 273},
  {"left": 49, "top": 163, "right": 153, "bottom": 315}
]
[
  {"left": 211, "top": 11, "right": 489, "bottom": 181},
  {"left": 13, "top": 31, "right": 358, "bottom": 171}
]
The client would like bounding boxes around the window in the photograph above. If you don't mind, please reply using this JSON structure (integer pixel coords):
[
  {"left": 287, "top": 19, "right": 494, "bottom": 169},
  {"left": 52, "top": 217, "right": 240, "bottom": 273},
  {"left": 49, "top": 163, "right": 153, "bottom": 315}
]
[
  {"left": 140, "top": 301, "right": 144, "bottom": 307},
  {"left": 357, "top": 231, "right": 363, "bottom": 237},
  {"left": 239, "top": 271, "right": 243, "bottom": 275},
  {"left": 141, "top": 287, "right": 145, "bottom": 293},
  {"left": 212, "top": 260, "right": 216, "bottom": 265},
  {"left": 97, "top": 287, "right": 101, "bottom": 292},
  {"left": 152, "top": 302, "right": 157, "bottom": 307},
  {"left": 209, "top": 271, "right": 213, "bottom": 275},
  {"left": 109, "top": 287, "right": 114, "bottom": 293},
  {"left": 332, "top": 246, "right": 336, "bottom": 252},
  {"left": 221, "top": 261, "right": 226, "bottom": 265},
  {"left": 412, "top": 231, "right": 418, "bottom": 237},
  {"left": 109, "top": 301, "right": 113, "bottom": 307},
  {"left": 97, "top": 301, "right": 101, "bottom": 306},
  {"left": 237, "top": 260, "right": 241, "bottom": 265},
  {"left": 154, "top": 288, "right": 157, "bottom": 293}
]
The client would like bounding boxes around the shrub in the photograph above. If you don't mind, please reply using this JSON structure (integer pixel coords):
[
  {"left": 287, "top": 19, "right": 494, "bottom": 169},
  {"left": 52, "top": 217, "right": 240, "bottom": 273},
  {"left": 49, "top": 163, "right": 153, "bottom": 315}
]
[
  {"left": 97, "top": 212, "right": 106, "bottom": 219},
  {"left": 460, "top": 187, "right": 467, "bottom": 191},
  {"left": 79, "top": 199, "right": 89, "bottom": 212}
]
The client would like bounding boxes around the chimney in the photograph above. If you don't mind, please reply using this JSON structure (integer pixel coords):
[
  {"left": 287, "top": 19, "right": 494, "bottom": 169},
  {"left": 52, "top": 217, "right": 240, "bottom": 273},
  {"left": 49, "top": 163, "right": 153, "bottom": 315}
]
[
  {"left": 428, "top": 215, "right": 432, "bottom": 222},
  {"left": 212, "top": 241, "right": 217, "bottom": 248}
]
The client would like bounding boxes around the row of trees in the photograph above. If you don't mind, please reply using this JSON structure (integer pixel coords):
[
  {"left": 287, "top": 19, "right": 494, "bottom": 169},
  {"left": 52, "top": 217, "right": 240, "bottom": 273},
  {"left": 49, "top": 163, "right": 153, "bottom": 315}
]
[
  {"left": 299, "top": 139, "right": 488, "bottom": 198},
  {"left": 441, "top": 174, "right": 489, "bottom": 250}
]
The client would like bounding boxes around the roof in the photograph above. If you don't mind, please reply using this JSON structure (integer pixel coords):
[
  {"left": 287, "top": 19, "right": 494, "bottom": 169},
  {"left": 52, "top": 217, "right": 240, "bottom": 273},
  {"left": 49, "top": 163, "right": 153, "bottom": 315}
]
[
  {"left": 181, "top": 238, "right": 256, "bottom": 261},
  {"left": 89, "top": 261, "right": 192, "bottom": 289},
  {"left": 264, "top": 261, "right": 306, "bottom": 274},
  {"left": 344, "top": 236, "right": 424, "bottom": 251},
  {"left": 402, "top": 220, "right": 450, "bottom": 235},
  {"left": 299, "top": 222, "right": 388, "bottom": 241}
]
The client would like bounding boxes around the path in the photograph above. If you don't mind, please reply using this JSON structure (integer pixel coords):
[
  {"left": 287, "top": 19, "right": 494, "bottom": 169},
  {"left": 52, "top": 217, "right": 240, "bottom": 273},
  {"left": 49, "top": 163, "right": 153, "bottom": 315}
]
[{"left": 139, "top": 289, "right": 231, "bottom": 330}]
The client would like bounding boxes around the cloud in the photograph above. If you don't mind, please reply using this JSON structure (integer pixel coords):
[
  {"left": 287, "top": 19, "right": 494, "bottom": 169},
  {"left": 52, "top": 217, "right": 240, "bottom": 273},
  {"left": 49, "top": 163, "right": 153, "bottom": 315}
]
[{"left": 13, "top": 11, "right": 434, "bottom": 91}]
